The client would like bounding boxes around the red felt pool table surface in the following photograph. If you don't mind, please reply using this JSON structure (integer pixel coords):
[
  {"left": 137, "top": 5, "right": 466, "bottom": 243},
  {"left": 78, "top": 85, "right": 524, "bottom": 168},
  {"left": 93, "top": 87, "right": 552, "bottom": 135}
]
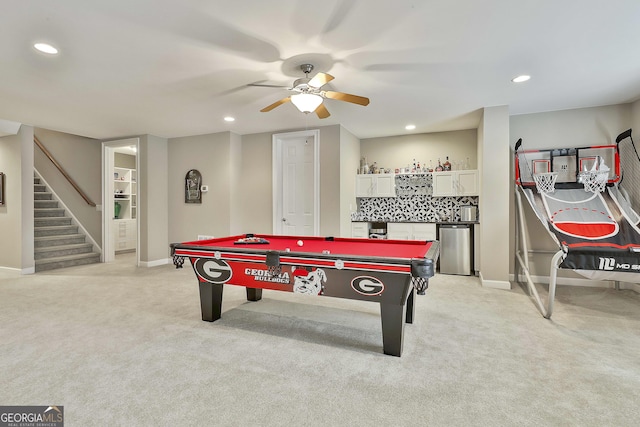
[{"left": 179, "top": 234, "right": 433, "bottom": 260}]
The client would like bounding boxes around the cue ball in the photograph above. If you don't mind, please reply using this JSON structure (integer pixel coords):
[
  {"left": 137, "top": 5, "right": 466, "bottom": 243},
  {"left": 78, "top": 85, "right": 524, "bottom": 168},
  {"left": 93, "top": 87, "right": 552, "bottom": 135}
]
[
  {"left": 297, "top": 240, "right": 303, "bottom": 246},
  {"left": 322, "top": 250, "right": 330, "bottom": 254},
  {"left": 285, "top": 248, "right": 290, "bottom": 252}
]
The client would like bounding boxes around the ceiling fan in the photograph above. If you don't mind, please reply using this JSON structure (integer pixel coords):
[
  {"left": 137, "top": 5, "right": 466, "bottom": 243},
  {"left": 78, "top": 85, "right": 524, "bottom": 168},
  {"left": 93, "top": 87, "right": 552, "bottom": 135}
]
[{"left": 254, "top": 64, "right": 369, "bottom": 119}]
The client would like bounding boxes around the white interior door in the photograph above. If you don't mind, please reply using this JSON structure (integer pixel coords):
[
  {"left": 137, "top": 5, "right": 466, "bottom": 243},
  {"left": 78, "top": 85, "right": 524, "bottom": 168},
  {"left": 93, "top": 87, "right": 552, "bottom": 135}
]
[{"left": 273, "top": 130, "right": 319, "bottom": 236}]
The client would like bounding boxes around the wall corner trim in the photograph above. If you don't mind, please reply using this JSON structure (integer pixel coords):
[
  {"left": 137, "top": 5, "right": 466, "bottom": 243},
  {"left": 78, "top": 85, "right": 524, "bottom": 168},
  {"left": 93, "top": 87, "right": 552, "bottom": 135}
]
[
  {"left": 139, "top": 258, "right": 170, "bottom": 268},
  {"left": 479, "top": 273, "right": 511, "bottom": 290}
]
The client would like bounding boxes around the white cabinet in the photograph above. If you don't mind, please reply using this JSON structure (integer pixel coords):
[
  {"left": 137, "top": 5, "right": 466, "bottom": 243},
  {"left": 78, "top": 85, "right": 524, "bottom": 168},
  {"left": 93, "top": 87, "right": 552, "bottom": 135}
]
[
  {"left": 114, "top": 167, "right": 137, "bottom": 219},
  {"left": 113, "top": 219, "right": 137, "bottom": 252},
  {"left": 351, "top": 222, "right": 370, "bottom": 238},
  {"left": 355, "top": 174, "right": 396, "bottom": 197},
  {"left": 432, "top": 170, "right": 478, "bottom": 197},
  {"left": 387, "top": 223, "right": 436, "bottom": 241}
]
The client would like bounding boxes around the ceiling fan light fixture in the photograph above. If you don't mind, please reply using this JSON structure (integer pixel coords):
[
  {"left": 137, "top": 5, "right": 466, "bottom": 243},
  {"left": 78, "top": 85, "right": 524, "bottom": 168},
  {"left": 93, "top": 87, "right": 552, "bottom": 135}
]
[{"left": 291, "top": 93, "right": 323, "bottom": 113}]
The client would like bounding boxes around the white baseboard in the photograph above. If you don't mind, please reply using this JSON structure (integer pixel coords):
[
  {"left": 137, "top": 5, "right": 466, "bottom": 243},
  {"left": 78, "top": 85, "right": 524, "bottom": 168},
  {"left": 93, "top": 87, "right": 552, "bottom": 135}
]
[
  {"left": 509, "top": 273, "right": 639, "bottom": 292},
  {"left": 0, "top": 266, "right": 35, "bottom": 275},
  {"left": 479, "top": 273, "right": 512, "bottom": 290},
  {"left": 139, "top": 258, "right": 170, "bottom": 268}
]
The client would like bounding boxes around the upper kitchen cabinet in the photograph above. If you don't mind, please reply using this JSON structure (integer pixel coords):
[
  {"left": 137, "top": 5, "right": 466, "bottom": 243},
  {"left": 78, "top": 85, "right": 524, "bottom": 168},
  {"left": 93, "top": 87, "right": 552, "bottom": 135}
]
[
  {"left": 432, "top": 170, "right": 479, "bottom": 197},
  {"left": 355, "top": 174, "right": 396, "bottom": 197}
]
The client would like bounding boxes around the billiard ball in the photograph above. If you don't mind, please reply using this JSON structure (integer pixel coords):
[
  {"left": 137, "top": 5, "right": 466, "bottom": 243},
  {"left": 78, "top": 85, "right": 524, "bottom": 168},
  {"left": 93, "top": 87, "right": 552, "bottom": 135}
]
[{"left": 297, "top": 240, "right": 303, "bottom": 246}]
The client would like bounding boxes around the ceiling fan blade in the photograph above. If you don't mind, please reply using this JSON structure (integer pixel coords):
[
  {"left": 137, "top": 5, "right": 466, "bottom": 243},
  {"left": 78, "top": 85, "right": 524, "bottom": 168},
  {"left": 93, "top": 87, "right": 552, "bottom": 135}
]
[
  {"left": 308, "top": 72, "right": 334, "bottom": 88},
  {"left": 323, "top": 91, "right": 369, "bottom": 106},
  {"left": 260, "top": 97, "right": 291, "bottom": 112},
  {"left": 248, "top": 82, "right": 289, "bottom": 88},
  {"left": 315, "top": 103, "right": 330, "bottom": 119}
]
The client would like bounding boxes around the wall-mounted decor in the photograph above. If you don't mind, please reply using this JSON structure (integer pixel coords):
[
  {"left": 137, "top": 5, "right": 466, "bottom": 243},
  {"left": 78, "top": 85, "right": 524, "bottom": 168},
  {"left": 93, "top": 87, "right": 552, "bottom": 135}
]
[
  {"left": 0, "top": 172, "right": 4, "bottom": 206},
  {"left": 185, "top": 169, "right": 202, "bottom": 204}
]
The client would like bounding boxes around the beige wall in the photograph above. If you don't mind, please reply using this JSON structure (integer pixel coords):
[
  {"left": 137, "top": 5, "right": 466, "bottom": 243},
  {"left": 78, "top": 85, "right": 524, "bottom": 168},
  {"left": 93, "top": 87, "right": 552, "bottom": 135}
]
[
  {"left": 233, "top": 125, "right": 345, "bottom": 237},
  {"left": 0, "top": 125, "right": 34, "bottom": 272},
  {"left": 229, "top": 132, "right": 242, "bottom": 235},
  {"left": 360, "top": 129, "right": 478, "bottom": 172},
  {"left": 139, "top": 134, "right": 169, "bottom": 263},
  {"left": 115, "top": 153, "right": 136, "bottom": 169},
  {"left": 509, "top": 104, "right": 633, "bottom": 278},
  {"left": 237, "top": 131, "right": 273, "bottom": 234},
  {"left": 318, "top": 125, "right": 341, "bottom": 235},
  {"left": 168, "top": 132, "right": 235, "bottom": 243},
  {"left": 34, "top": 128, "right": 102, "bottom": 245},
  {"left": 478, "top": 106, "right": 510, "bottom": 288},
  {"left": 340, "top": 127, "right": 360, "bottom": 237}
]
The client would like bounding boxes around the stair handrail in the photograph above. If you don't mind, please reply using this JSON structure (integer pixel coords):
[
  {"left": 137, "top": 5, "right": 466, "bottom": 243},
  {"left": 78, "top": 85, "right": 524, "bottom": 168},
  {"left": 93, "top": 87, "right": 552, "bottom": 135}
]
[{"left": 34, "top": 136, "right": 96, "bottom": 207}]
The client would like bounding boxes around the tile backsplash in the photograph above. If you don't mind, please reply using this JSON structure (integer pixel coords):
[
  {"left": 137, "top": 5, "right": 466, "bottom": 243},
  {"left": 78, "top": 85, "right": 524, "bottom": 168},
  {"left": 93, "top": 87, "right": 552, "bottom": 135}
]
[{"left": 352, "top": 174, "right": 479, "bottom": 222}]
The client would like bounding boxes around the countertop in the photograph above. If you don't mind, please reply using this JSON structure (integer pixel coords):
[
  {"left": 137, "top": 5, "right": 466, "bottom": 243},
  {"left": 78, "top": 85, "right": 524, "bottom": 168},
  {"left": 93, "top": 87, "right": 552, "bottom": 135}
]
[{"left": 352, "top": 220, "right": 479, "bottom": 225}]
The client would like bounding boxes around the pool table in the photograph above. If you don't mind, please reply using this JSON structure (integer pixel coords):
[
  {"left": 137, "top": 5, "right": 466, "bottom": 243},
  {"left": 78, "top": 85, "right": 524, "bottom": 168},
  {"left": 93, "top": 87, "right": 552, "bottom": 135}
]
[{"left": 170, "top": 234, "right": 439, "bottom": 356}]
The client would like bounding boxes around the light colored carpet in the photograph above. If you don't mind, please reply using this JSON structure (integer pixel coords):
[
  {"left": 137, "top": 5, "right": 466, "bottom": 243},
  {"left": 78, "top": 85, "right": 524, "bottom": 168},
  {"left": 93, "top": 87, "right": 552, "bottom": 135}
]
[{"left": 1, "top": 254, "right": 639, "bottom": 426}]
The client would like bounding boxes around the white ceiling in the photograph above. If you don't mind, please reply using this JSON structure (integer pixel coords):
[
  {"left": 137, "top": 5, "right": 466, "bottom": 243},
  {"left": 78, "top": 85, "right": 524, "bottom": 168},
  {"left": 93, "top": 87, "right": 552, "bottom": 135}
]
[{"left": 2, "top": 0, "right": 640, "bottom": 140}]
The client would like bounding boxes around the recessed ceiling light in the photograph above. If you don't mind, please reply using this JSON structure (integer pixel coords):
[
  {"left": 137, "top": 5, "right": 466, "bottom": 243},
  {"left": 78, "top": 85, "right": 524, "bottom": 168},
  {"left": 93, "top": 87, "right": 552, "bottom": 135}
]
[
  {"left": 405, "top": 124, "right": 416, "bottom": 130},
  {"left": 34, "top": 43, "right": 58, "bottom": 55},
  {"left": 224, "top": 116, "right": 235, "bottom": 122},
  {"left": 512, "top": 75, "right": 531, "bottom": 83}
]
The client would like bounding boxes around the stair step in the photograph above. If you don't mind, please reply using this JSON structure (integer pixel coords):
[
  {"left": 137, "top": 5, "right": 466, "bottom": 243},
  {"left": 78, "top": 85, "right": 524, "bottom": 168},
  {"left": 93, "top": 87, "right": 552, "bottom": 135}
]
[
  {"left": 34, "top": 200, "right": 59, "bottom": 209},
  {"left": 34, "top": 192, "right": 53, "bottom": 200},
  {"left": 35, "top": 217, "right": 72, "bottom": 227},
  {"left": 34, "top": 225, "right": 79, "bottom": 237},
  {"left": 35, "top": 243, "right": 94, "bottom": 260},
  {"left": 32, "top": 173, "right": 101, "bottom": 273},
  {"left": 35, "top": 234, "right": 86, "bottom": 248},
  {"left": 35, "top": 252, "right": 101, "bottom": 272},
  {"left": 34, "top": 208, "right": 65, "bottom": 218}
]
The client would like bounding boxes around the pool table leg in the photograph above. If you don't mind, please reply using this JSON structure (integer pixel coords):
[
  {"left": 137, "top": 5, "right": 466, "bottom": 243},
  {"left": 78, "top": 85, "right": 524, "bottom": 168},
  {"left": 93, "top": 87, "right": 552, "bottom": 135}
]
[
  {"left": 380, "top": 302, "right": 407, "bottom": 357},
  {"left": 405, "top": 287, "right": 415, "bottom": 324},
  {"left": 199, "top": 282, "right": 223, "bottom": 322},
  {"left": 246, "top": 288, "right": 263, "bottom": 301}
]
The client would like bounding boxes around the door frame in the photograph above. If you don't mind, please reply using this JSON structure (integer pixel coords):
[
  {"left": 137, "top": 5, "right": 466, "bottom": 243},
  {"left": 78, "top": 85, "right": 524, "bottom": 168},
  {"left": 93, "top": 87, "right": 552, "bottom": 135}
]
[
  {"left": 272, "top": 129, "right": 320, "bottom": 235},
  {"left": 102, "top": 138, "right": 140, "bottom": 264}
]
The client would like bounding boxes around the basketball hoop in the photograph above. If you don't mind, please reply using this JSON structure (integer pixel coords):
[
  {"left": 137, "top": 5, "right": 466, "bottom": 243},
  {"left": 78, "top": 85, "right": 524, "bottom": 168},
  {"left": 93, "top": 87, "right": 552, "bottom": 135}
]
[
  {"left": 579, "top": 170, "right": 609, "bottom": 193},
  {"left": 533, "top": 172, "right": 558, "bottom": 193}
]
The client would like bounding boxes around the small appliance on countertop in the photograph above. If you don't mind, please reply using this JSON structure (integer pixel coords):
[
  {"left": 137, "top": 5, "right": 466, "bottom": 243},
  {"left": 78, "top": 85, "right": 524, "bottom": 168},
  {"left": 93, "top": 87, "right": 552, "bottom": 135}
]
[
  {"left": 369, "top": 228, "right": 387, "bottom": 239},
  {"left": 460, "top": 205, "right": 477, "bottom": 222}
]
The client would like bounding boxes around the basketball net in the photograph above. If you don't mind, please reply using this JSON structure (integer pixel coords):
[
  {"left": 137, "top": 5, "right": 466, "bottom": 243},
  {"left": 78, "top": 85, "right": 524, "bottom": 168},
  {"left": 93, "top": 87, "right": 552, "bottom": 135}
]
[{"left": 533, "top": 172, "right": 558, "bottom": 194}]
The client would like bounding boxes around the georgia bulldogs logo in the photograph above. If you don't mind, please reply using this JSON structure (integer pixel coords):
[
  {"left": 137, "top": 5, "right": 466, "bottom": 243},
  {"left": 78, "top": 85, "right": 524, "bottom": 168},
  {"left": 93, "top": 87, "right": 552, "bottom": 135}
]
[
  {"left": 292, "top": 268, "right": 327, "bottom": 295},
  {"left": 350, "top": 276, "right": 384, "bottom": 296},
  {"left": 193, "top": 258, "right": 232, "bottom": 284}
]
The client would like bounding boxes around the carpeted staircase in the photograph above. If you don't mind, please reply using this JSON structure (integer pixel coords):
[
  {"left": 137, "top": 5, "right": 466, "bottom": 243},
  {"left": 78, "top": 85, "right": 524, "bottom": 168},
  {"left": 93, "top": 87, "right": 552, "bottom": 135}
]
[{"left": 34, "top": 175, "right": 101, "bottom": 272}]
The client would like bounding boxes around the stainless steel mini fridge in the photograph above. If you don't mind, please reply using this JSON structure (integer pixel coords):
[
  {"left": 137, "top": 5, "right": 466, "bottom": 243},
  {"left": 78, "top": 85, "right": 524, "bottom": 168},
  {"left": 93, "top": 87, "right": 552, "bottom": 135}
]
[{"left": 439, "top": 224, "right": 471, "bottom": 275}]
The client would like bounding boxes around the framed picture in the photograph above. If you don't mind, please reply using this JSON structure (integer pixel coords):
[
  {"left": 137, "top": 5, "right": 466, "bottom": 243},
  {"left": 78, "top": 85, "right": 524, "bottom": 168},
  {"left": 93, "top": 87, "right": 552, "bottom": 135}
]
[
  {"left": 185, "top": 169, "right": 202, "bottom": 204},
  {"left": 0, "top": 172, "right": 4, "bottom": 206}
]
